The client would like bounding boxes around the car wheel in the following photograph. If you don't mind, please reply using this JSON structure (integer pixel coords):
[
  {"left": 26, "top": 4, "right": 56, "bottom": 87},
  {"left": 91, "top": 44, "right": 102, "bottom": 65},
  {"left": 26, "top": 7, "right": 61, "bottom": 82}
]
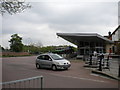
[
  {"left": 36, "top": 63, "right": 41, "bottom": 69},
  {"left": 52, "top": 65, "right": 57, "bottom": 71}
]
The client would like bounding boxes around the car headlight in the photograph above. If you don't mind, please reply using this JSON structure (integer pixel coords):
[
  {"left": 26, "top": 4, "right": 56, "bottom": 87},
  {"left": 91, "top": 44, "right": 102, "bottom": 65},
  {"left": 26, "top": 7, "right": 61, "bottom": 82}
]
[{"left": 68, "top": 61, "right": 71, "bottom": 64}]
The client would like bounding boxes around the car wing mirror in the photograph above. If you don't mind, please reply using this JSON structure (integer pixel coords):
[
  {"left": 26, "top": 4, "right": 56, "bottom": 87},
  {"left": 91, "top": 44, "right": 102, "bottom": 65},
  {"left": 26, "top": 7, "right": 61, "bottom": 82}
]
[{"left": 49, "top": 58, "right": 52, "bottom": 61}]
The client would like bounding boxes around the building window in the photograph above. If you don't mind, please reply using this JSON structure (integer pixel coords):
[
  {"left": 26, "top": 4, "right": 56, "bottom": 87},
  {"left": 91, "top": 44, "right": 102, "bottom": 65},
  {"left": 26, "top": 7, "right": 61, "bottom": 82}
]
[
  {"left": 80, "top": 41, "right": 84, "bottom": 47},
  {"left": 85, "top": 42, "right": 89, "bottom": 46},
  {"left": 90, "top": 42, "right": 95, "bottom": 47}
]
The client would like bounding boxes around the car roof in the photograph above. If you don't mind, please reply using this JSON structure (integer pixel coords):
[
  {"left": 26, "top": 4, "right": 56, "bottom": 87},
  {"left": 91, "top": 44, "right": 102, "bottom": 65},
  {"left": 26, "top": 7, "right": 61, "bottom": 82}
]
[{"left": 39, "top": 53, "right": 56, "bottom": 56}]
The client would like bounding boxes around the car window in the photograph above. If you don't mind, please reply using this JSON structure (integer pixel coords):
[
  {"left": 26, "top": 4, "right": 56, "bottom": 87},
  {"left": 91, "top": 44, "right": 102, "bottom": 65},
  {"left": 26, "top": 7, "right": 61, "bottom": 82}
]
[
  {"left": 38, "top": 55, "right": 51, "bottom": 60},
  {"left": 37, "top": 55, "right": 44, "bottom": 60},
  {"left": 51, "top": 54, "right": 64, "bottom": 60},
  {"left": 44, "top": 55, "right": 51, "bottom": 60}
]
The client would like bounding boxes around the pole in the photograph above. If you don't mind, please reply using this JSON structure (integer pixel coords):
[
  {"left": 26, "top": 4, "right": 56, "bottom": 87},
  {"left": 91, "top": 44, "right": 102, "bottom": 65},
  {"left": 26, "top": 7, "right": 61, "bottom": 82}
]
[
  {"left": 98, "top": 55, "right": 102, "bottom": 71},
  {"left": 118, "top": 55, "right": 120, "bottom": 77},
  {"left": 41, "top": 76, "right": 43, "bottom": 90},
  {"left": 89, "top": 54, "right": 92, "bottom": 65},
  {"left": 106, "top": 55, "right": 110, "bottom": 69}
]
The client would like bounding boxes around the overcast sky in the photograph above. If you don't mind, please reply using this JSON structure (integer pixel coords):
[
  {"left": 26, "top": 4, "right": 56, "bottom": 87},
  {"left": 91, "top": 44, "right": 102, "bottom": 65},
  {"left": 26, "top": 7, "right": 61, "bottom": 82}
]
[{"left": 1, "top": 0, "right": 119, "bottom": 48}]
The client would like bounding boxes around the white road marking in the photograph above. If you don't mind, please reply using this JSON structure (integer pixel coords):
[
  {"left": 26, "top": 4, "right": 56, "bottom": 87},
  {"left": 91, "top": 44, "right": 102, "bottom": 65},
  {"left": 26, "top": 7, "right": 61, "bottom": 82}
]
[
  {"left": 19, "top": 67, "right": 108, "bottom": 83},
  {"left": 49, "top": 73, "right": 107, "bottom": 83},
  {"left": 5, "top": 62, "right": 109, "bottom": 83}
]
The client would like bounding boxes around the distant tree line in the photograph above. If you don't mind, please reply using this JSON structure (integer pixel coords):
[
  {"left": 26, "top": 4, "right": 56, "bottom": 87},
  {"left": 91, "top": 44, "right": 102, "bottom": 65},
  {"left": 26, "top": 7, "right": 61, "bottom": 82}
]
[
  {"left": 1, "top": 34, "right": 77, "bottom": 55},
  {"left": 23, "top": 45, "right": 57, "bottom": 54},
  {"left": 23, "top": 45, "right": 77, "bottom": 54}
]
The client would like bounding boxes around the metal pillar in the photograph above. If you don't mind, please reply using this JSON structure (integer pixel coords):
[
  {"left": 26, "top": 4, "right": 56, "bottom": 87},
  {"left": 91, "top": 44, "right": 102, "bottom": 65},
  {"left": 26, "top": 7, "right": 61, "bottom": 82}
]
[
  {"left": 106, "top": 55, "right": 110, "bottom": 69},
  {"left": 118, "top": 56, "right": 120, "bottom": 77},
  {"left": 89, "top": 54, "right": 92, "bottom": 65},
  {"left": 118, "top": 64, "right": 120, "bottom": 77},
  {"left": 98, "top": 55, "right": 103, "bottom": 71},
  {"left": 41, "top": 76, "right": 43, "bottom": 90}
]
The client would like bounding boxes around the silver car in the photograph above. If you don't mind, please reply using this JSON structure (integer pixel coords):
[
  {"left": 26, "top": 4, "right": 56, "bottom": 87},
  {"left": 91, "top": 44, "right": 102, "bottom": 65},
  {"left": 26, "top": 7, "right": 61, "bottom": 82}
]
[{"left": 36, "top": 53, "right": 71, "bottom": 70}]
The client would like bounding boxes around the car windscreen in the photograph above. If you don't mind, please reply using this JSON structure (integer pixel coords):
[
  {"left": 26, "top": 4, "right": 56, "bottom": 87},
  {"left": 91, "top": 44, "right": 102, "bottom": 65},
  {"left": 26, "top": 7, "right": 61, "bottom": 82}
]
[{"left": 50, "top": 54, "right": 64, "bottom": 60}]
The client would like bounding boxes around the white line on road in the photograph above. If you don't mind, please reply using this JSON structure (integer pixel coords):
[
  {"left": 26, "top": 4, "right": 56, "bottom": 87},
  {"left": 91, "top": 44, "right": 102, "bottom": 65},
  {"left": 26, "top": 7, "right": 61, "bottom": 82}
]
[
  {"left": 49, "top": 73, "right": 107, "bottom": 83},
  {"left": 19, "top": 67, "right": 108, "bottom": 83}
]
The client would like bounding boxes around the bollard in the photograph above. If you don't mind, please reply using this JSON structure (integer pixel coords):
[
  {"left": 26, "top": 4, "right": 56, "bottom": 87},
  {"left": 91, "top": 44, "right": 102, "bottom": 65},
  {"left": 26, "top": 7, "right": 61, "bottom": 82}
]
[
  {"left": 106, "top": 55, "right": 110, "bottom": 69},
  {"left": 98, "top": 55, "right": 102, "bottom": 71},
  {"left": 89, "top": 54, "right": 92, "bottom": 65},
  {"left": 101, "top": 54, "right": 104, "bottom": 66}
]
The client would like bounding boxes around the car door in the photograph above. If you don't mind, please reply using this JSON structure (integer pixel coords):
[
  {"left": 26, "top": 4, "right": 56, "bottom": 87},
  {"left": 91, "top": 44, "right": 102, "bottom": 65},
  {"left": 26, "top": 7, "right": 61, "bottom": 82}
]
[
  {"left": 42, "top": 55, "right": 53, "bottom": 68},
  {"left": 37, "top": 55, "right": 45, "bottom": 68}
]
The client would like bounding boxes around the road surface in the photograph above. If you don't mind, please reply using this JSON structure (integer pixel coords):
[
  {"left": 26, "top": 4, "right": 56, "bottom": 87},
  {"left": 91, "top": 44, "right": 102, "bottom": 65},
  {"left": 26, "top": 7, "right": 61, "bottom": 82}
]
[{"left": 2, "top": 56, "right": 119, "bottom": 88}]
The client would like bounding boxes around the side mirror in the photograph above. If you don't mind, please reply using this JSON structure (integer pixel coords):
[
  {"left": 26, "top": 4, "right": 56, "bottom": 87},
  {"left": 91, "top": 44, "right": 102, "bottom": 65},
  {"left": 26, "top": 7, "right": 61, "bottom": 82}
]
[{"left": 49, "top": 58, "right": 52, "bottom": 61}]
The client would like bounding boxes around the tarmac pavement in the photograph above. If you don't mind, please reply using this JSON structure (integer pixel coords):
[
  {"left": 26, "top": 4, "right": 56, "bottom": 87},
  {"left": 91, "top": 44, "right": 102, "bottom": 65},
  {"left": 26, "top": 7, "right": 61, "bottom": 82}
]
[{"left": 1, "top": 56, "right": 119, "bottom": 88}]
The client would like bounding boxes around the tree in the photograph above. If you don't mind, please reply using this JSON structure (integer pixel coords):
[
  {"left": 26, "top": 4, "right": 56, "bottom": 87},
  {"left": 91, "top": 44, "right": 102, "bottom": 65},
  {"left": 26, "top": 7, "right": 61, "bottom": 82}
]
[
  {"left": 0, "top": 45, "right": 5, "bottom": 51},
  {"left": 0, "top": 0, "right": 31, "bottom": 15},
  {"left": 9, "top": 34, "right": 23, "bottom": 52}
]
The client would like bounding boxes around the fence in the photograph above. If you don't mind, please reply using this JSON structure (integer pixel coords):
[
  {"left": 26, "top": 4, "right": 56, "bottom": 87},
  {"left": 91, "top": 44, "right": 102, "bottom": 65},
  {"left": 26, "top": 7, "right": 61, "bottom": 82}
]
[
  {"left": 0, "top": 76, "right": 43, "bottom": 89},
  {"left": 84, "top": 54, "right": 120, "bottom": 77},
  {"left": 107, "top": 58, "right": 119, "bottom": 77}
]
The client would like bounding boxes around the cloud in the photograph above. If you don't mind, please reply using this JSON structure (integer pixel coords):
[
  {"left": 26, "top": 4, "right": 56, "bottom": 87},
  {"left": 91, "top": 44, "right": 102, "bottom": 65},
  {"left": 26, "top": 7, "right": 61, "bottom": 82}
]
[{"left": 1, "top": 1, "right": 119, "bottom": 48}]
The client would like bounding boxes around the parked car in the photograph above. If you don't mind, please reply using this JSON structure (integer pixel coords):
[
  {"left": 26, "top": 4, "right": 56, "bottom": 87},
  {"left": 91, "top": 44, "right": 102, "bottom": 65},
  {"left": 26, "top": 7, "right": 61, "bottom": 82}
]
[{"left": 36, "top": 53, "right": 71, "bottom": 70}]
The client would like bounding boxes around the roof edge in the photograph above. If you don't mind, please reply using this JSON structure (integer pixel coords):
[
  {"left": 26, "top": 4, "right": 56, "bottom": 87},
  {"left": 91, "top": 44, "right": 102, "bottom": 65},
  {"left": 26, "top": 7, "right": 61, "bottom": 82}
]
[{"left": 57, "top": 33, "right": 114, "bottom": 44}]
